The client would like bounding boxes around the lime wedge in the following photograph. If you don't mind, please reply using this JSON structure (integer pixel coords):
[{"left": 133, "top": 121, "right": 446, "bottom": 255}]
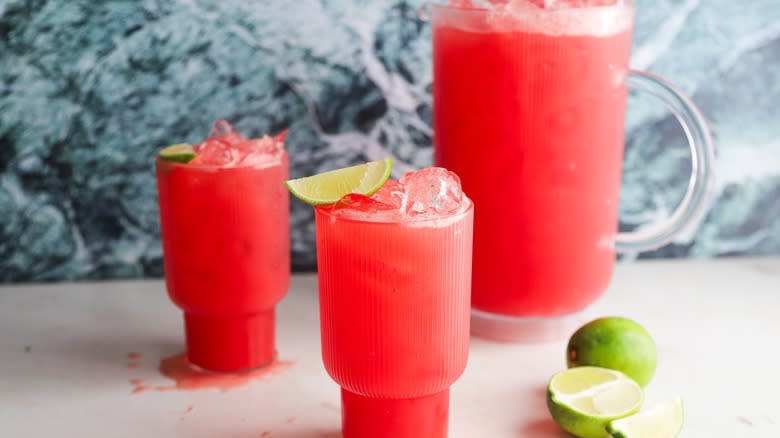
[
  {"left": 608, "top": 397, "right": 684, "bottom": 438},
  {"left": 284, "top": 158, "right": 392, "bottom": 205},
  {"left": 159, "top": 143, "right": 196, "bottom": 164},
  {"left": 547, "top": 367, "right": 643, "bottom": 438}
]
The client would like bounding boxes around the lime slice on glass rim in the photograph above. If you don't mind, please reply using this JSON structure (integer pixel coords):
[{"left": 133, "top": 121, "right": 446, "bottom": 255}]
[
  {"left": 547, "top": 366, "right": 643, "bottom": 438},
  {"left": 608, "top": 396, "right": 684, "bottom": 438},
  {"left": 284, "top": 158, "right": 392, "bottom": 205},
  {"left": 159, "top": 143, "right": 197, "bottom": 164}
]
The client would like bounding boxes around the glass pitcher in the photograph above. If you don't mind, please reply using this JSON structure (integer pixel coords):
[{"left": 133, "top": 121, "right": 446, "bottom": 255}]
[{"left": 427, "top": 0, "right": 716, "bottom": 342}]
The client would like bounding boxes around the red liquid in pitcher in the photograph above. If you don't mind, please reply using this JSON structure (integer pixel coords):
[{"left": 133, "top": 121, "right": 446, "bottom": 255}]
[{"left": 434, "top": 2, "right": 634, "bottom": 316}]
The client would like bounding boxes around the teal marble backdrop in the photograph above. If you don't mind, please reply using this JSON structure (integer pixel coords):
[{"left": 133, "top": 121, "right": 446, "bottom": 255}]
[{"left": 1, "top": 0, "right": 779, "bottom": 282}]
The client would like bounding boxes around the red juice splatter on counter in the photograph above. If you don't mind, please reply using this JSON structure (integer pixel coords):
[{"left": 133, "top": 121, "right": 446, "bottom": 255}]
[
  {"left": 127, "top": 351, "right": 142, "bottom": 369},
  {"left": 128, "top": 353, "right": 294, "bottom": 394},
  {"left": 129, "top": 379, "right": 150, "bottom": 395},
  {"left": 179, "top": 405, "right": 195, "bottom": 421}
]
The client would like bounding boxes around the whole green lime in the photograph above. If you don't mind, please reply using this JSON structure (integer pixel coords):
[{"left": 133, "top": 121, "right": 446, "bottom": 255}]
[{"left": 567, "top": 317, "right": 657, "bottom": 387}]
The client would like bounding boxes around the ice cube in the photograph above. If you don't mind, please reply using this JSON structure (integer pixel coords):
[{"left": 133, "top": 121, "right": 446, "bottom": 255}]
[
  {"left": 190, "top": 120, "right": 245, "bottom": 166},
  {"left": 371, "top": 180, "right": 406, "bottom": 210},
  {"left": 489, "top": 0, "right": 631, "bottom": 37},
  {"left": 237, "top": 134, "right": 285, "bottom": 167},
  {"left": 191, "top": 137, "right": 240, "bottom": 166},
  {"left": 399, "top": 168, "right": 464, "bottom": 218},
  {"left": 449, "top": 0, "right": 490, "bottom": 7},
  {"left": 329, "top": 193, "right": 402, "bottom": 222},
  {"left": 209, "top": 119, "right": 244, "bottom": 143},
  {"left": 190, "top": 120, "right": 285, "bottom": 167},
  {"left": 325, "top": 170, "right": 466, "bottom": 222},
  {"left": 523, "top": 0, "right": 620, "bottom": 8}
]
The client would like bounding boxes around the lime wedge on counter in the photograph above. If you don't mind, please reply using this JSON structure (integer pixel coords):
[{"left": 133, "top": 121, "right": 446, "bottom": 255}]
[
  {"left": 608, "top": 396, "right": 684, "bottom": 438},
  {"left": 547, "top": 366, "right": 643, "bottom": 438},
  {"left": 159, "top": 143, "right": 196, "bottom": 163},
  {"left": 284, "top": 158, "right": 392, "bottom": 205}
]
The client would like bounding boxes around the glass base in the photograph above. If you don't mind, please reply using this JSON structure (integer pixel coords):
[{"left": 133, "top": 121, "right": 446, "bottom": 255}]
[
  {"left": 470, "top": 308, "right": 590, "bottom": 343},
  {"left": 184, "top": 309, "right": 276, "bottom": 372},
  {"left": 341, "top": 388, "right": 449, "bottom": 438}
]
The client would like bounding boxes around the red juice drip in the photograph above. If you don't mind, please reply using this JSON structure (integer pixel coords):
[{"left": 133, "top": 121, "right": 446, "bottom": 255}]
[
  {"left": 128, "top": 353, "right": 294, "bottom": 394},
  {"left": 127, "top": 351, "right": 142, "bottom": 369}
]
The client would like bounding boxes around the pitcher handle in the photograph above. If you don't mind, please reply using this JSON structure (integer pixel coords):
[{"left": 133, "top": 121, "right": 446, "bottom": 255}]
[{"left": 614, "top": 70, "right": 716, "bottom": 253}]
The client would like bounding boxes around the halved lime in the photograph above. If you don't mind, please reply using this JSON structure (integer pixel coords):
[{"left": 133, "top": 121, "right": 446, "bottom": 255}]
[
  {"left": 284, "top": 158, "right": 392, "bottom": 206},
  {"left": 608, "top": 397, "right": 684, "bottom": 438},
  {"left": 159, "top": 143, "right": 196, "bottom": 164},
  {"left": 547, "top": 366, "right": 643, "bottom": 438}
]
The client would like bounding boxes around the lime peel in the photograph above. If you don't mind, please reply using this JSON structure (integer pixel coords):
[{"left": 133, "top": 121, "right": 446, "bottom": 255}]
[
  {"left": 284, "top": 158, "right": 393, "bottom": 206},
  {"left": 547, "top": 367, "right": 643, "bottom": 438},
  {"left": 608, "top": 396, "right": 684, "bottom": 438},
  {"left": 567, "top": 317, "right": 657, "bottom": 387},
  {"left": 159, "top": 143, "right": 197, "bottom": 164}
]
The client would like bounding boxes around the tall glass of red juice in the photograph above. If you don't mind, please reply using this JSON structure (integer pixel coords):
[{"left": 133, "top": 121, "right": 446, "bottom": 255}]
[
  {"left": 314, "top": 168, "right": 473, "bottom": 438},
  {"left": 156, "top": 121, "right": 289, "bottom": 371},
  {"left": 432, "top": 1, "right": 715, "bottom": 342}
]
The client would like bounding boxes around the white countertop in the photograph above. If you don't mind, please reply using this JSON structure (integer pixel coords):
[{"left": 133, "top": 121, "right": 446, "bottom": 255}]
[{"left": 1, "top": 258, "right": 779, "bottom": 437}]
